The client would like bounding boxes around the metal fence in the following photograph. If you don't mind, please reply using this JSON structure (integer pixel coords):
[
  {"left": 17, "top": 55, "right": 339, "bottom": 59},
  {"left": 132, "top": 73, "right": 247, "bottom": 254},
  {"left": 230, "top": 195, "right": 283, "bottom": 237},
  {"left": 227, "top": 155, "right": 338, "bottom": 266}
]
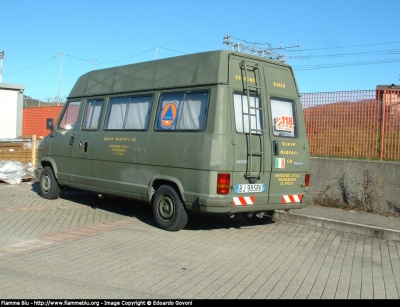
[{"left": 300, "top": 89, "right": 400, "bottom": 161}]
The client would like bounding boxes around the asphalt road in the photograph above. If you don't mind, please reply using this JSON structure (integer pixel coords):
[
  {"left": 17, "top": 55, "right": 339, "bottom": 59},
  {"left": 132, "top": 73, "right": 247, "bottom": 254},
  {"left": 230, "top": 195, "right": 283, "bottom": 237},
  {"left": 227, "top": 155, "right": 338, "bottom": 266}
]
[{"left": 0, "top": 181, "right": 399, "bottom": 299}]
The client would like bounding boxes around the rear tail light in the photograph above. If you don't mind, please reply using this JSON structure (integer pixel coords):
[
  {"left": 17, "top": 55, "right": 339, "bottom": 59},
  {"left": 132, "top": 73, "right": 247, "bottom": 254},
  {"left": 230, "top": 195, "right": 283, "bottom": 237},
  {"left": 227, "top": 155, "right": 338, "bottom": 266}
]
[
  {"left": 304, "top": 173, "right": 310, "bottom": 187},
  {"left": 217, "top": 173, "right": 231, "bottom": 194}
]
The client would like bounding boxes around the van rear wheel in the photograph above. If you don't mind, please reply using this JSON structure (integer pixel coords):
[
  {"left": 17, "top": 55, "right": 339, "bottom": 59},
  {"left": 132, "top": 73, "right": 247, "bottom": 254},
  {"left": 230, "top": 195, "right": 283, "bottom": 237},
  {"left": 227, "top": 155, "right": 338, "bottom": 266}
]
[
  {"left": 40, "top": 166, "right": 61, "bottom": 199},
  {"left": 152, "top": 185, "right": 188, "bottom": 231}
]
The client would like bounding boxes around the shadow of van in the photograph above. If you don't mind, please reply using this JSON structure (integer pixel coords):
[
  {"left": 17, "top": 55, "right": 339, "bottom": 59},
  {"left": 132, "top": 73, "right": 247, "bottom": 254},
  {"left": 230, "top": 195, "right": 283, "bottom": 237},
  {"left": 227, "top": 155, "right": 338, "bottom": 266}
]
[{"left": 30, "top": 182, "right": 275, "bottom": 231}]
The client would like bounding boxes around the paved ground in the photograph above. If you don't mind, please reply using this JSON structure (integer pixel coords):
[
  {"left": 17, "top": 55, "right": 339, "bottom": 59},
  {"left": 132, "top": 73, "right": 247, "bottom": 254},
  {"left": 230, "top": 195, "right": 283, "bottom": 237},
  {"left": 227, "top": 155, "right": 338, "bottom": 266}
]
[
  {"left": 276, "top": 203, "right": 400, "bottom": 242},
  {"left": 0, "top": 180, "right": 399, "bottom": 299}
]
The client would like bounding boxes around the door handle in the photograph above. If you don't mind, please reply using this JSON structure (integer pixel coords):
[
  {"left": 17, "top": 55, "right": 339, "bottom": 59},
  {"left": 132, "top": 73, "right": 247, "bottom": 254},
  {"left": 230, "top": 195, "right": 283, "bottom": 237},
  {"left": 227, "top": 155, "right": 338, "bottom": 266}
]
[
  {"left": 273, "top": 140, "right": 279, "bottom": 156},
  {"left": 69, "top": 133, "right": 74, "bottom": 145}
]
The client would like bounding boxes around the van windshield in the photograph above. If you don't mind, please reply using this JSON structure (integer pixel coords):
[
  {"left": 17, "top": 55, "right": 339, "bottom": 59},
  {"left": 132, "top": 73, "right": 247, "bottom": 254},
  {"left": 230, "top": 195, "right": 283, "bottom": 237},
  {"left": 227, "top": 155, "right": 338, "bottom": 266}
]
[{"left": 58, "top": 101, "right": 81, "bottom": 130}]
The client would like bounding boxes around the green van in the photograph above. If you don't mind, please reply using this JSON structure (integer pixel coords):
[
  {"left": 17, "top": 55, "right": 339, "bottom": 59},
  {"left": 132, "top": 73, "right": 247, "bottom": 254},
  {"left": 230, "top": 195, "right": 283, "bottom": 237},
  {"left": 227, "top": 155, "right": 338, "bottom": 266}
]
[{"left": 34, "top": 50, "right": 311, "bottom": 231}]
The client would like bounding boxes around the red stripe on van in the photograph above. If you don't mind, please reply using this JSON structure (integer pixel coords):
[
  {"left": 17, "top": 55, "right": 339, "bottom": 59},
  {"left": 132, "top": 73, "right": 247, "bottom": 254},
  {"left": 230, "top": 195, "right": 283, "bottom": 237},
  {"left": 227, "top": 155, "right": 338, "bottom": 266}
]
[
  {"left": 232, "top": 196, "right": 255, "bottom": 206},
  {"left": 281, "top": 194, "right": 303, "bottom": 203}
]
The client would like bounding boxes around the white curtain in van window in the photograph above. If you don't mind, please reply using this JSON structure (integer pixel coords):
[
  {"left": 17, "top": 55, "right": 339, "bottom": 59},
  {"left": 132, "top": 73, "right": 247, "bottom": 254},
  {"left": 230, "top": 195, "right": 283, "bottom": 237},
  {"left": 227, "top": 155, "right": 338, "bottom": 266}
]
[
  {"left": 177, "top": 93, "right": 208, "bottom": 130},
  {"left": 233, "top": 93, "right": 262, "bottom": 134},
  {"left": 106, "top": 97, "right": 129, "bottom": 129},
  {"left": 125, "top": 97, "right": 151, "bottom": 129},
  {"left": 84, "top": 100, "right": 103, "bottom": 130}
]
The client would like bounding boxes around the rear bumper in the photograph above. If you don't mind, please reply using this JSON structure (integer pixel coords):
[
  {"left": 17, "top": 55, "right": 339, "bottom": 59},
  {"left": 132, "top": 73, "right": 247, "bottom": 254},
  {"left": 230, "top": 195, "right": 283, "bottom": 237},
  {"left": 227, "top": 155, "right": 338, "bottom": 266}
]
[{"left": 195, "top": 193, "right": 311, "bottom": 214}]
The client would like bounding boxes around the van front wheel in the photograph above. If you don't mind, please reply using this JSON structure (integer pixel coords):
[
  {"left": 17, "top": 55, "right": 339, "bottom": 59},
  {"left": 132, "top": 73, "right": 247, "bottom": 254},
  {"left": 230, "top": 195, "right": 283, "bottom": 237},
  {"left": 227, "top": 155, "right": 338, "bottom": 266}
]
[
  {"left": 152, "top": 185, "right": 188, "bottom": 231},
  {"left": 40, "top": 166, "right": 61, "bottom": 199}
]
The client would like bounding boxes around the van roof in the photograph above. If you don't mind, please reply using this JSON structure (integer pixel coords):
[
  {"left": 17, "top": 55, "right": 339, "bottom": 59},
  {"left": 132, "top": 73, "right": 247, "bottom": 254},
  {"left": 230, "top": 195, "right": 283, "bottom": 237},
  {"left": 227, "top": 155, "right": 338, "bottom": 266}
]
[{"left": 68, "top": 50, "right": 290, "bottom": 98}]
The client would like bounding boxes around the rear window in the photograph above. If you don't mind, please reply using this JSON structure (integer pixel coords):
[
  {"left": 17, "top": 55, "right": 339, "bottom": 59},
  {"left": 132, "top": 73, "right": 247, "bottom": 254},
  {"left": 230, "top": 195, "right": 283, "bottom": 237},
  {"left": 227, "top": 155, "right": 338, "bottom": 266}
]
[
  {"left": 271, "top": 98, "right": 297, "bottom": 137},
  {"left": 233, "top": 92, "right": 263, "bottom": 134}
]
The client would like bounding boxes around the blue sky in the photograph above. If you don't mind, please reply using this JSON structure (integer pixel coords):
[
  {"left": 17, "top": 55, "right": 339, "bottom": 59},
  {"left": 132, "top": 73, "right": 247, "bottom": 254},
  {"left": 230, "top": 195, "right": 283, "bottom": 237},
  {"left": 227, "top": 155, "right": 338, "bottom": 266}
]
[{"left": 1, "top": 0, "right": 400, "bottom": 101}]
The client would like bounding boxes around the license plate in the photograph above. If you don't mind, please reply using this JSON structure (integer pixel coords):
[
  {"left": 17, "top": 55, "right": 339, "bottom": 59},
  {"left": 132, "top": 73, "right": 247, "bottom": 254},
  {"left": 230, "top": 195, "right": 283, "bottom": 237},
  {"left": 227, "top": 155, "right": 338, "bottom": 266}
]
[{"left": 235, "top": 183, "right": 266, "bottom": 193}]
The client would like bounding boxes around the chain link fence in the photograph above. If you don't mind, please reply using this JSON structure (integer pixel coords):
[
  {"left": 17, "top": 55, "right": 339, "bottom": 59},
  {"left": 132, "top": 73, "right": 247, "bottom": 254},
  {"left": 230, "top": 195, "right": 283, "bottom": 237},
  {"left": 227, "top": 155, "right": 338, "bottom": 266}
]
[{"left": 301, "top": 88, "right": 400, "bottom": 161}]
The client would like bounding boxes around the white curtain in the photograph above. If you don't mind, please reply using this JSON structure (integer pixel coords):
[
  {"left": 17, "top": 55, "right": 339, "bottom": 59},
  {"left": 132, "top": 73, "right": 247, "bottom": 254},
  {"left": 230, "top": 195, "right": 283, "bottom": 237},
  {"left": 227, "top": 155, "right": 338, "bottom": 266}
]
[
  {"left": 233, "top": 93, "right": 262, "bottom": 134},
  {"left": 105, "top": 96, "right": 151, "bottom": 130},
  {"left": 105, "top": 97, "right": 129, "bottom": 129},
  {"left": 83, "top": 99, "right": 103, "bottom": 130},
  {"left": 125, "top": 97, "right": 152, "bottom": 129},
  {"left": 157, "top": 92, "right": 209, "bottom": 130},
  {"left": 178, "top": 93, "right": 208, "bottom": 130}
]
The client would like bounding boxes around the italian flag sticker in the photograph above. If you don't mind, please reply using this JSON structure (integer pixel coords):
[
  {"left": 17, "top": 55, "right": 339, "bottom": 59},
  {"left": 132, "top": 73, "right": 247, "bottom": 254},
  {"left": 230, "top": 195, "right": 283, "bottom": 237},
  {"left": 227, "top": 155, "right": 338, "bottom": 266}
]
[{"left": 275, "top": 158, "right": 285, "bottom": 169}]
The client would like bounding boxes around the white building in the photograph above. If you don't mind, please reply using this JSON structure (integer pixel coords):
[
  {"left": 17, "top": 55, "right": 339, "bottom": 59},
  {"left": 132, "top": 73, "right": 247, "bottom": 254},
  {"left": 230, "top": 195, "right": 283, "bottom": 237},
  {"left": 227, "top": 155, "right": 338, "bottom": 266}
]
[{"left": 0, "top": 83, "right": 25, "bottom": 139}]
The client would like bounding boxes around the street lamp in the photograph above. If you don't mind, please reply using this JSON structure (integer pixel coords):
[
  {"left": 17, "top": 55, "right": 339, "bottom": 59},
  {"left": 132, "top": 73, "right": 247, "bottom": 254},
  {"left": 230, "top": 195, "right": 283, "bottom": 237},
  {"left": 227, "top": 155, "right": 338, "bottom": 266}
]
[{"left": 57, "top": 52, "right": 64, "bottom": 105}]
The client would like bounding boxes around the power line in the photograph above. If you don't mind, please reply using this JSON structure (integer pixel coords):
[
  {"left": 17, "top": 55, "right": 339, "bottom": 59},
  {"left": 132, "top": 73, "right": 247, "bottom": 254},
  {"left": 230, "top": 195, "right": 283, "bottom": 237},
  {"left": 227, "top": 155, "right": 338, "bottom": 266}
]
[
  {"left": 4, "top": 46, "right": 186, "bottom": 77},
  {"left": 289, "top": 48, "right": 400, "bottom": 60},
  {"left": 89, "top": 47, "right": 156, "bottom": 65},
  {"left": 4, "top": 54, "right": 58, "bottom": 76},
  {"left": 6, "top": 40, "right": 400, "bottom": 77},
  {"left": 6, "top": 41, "right": 400, "bottom": 98},
  {"left": 296, "top": 41, "right": 400, "bottom": 52},
  {"left": 228, "top": 36, "right": 400, "bottom": 53},
  {"left": 293, "top": 57, "right": 400, "bottom": 71}
]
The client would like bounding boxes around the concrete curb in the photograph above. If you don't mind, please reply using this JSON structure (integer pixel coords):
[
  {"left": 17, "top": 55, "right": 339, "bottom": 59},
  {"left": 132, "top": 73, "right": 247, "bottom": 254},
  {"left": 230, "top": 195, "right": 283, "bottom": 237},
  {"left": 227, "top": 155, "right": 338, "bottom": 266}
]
[{"left": 273, "top": 210, "right": 400, "bottom": 242}]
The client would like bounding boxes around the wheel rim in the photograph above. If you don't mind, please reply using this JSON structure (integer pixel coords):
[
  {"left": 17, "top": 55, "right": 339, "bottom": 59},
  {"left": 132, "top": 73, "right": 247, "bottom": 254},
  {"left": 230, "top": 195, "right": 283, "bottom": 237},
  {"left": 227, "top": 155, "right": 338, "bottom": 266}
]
[
  {"left": 42, "top": 174, "right": 51, "bottom": 193},
  {"left": 156, "top": 194, "right": 175, "bottom": 222}
]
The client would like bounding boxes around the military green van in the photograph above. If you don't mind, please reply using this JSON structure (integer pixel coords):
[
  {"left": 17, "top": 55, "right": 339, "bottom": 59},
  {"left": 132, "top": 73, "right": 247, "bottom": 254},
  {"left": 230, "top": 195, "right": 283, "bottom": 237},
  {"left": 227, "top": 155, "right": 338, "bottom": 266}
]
[{"left": 34, "top": 50, "right": 311, "bottom": 231}]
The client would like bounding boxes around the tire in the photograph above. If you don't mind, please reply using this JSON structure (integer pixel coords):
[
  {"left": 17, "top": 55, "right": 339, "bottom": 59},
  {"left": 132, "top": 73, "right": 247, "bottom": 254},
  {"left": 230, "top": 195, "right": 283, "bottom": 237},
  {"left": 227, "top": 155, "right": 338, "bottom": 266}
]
[
  {"left": 152, "top": 185, "right": 188, "bottom": 231},
  {"left": 40, "top": 166, "right": 61, "bottom": 199}
]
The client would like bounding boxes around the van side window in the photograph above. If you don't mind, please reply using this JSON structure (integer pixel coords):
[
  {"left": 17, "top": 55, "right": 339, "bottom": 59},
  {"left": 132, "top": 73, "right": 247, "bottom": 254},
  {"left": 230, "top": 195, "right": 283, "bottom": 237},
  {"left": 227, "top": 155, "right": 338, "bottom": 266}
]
[
  {"left": 82, "top": 99, "right": 103, "bottom": 130},
  {"left": 155, "top": 91, "right": 209, "bottom": 131},
  {"left": 58, "top": 101, "right": 81, "bottom": 130},
  {"left": 233, "top": 93, "right": 263, "bottom": 134},
  {"left": 271, "top": 98, "right": 297, "bottom": 137},
  {"left": 104, "top": 95, "right": 153, "bottom": 130}
]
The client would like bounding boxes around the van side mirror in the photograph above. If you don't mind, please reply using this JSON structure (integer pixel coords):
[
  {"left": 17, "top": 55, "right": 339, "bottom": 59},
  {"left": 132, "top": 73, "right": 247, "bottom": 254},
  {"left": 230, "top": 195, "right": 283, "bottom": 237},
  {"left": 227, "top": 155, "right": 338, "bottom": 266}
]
[{"left": 46, "top": 118, "right": 54, "bottom": 130}]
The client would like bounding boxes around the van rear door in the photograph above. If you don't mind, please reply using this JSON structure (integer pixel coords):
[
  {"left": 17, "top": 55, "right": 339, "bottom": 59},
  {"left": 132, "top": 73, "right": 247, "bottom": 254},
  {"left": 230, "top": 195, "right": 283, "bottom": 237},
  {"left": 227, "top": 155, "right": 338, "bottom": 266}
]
[
  {"left": 228, "top": 55, "right": 309, "bottom": 209},
  {"left": 229, "top": 55, "right": 272, "bottom": 205},
  {"left": 263, "top": 63, "right": 310, "bottom": 206}
]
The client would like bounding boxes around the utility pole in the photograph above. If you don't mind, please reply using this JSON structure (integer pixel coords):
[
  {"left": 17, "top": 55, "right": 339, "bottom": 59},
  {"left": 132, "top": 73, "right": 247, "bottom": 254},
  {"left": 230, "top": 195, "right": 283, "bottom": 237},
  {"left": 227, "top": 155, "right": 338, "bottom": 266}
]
[
  {"left": 155, "top": 47, "right": 159, "bottom": 60},
  {"left": 57, "top": 52, "right": 64, "bottom": 106},
  {"left": 0, "top": 51, "right": 4, "bottom": 83}
]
